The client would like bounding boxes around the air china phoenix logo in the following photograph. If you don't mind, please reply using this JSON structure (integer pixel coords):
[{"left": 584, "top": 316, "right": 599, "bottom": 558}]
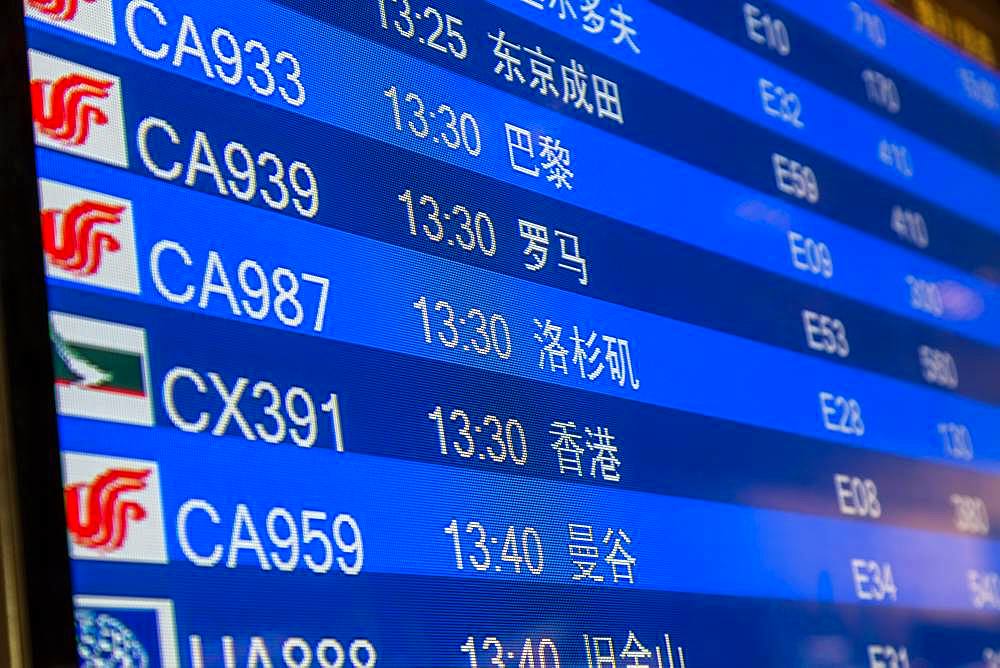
[
  {"left": 24, "top": 0, "right": 116, "bottom": 44},
  {"left": 65, "top": 467, "right": 151, "bottom": 552},
  {"left": 62, "top": 453, "right": 167, "bottom": 564},
  {"left": 31, "top": 72, "right": 112, "bottom": 146},
  {"left": 43, "top": 199, "right": 124, "bottom": 274},
  {"left": 27, "top": 0, "right": 95, "bottom": 21},
  {"left": 39, "top": 180, "right": 140, "bottom": 294},
  {"left": 29, "top": 51, "right": 127, "bottom": 167},
  {"left": 50, "top": 312, "right": 155, "bottom": 426}
]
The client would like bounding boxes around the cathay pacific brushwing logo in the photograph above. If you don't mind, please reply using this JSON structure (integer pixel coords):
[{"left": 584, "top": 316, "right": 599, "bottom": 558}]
[{"left": 50, "top": 313, "right": 154, "bottom": 426}]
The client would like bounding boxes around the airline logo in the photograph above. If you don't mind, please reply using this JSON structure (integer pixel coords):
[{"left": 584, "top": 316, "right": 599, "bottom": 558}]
[
  {"left": 24, "top": 0, "right": 116, "bottom": 44},
  {"left": 74, "top": 596, "right": 179, "bottom": 667},
  {"left": 63, "top": 453, "right": 167, "bottom": 564},
  {"left": 39, "top": 179, "right": 139, "bottom": 294},
  {"left": 29, "top": 50, "right": 127, "bottom": 167},
  {"left": 50, "top": 313, "right": 154, "bottom": 426}
]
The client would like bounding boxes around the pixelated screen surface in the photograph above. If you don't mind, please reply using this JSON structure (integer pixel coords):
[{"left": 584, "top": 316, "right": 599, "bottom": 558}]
[{"left": 17, "top": 0, "right": 1000, "bottom": 665}]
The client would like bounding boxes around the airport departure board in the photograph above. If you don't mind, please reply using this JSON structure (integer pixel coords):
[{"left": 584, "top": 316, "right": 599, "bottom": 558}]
[{"left": 16, "top": 0, "right": 1000, "bottom": 665}]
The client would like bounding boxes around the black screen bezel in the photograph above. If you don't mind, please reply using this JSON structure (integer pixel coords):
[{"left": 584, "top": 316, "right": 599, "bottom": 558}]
[{"left": 1, "top": 0, "right": 77, "bottom": 665}]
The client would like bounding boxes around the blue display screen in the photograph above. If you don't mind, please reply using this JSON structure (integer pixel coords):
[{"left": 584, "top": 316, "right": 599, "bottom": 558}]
[{"left": 22, "top": 0, "right": 1000, "bottom": 665}]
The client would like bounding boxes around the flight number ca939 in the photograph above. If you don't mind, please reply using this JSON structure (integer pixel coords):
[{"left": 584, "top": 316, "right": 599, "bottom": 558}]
[{"left": 137, "top": 117, "right": 319, "bottom": 219}]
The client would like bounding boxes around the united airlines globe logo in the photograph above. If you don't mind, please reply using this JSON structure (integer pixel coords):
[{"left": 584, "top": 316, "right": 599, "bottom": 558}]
[{"left": 75, "top": 609, "right": 149, "bottom": 667}]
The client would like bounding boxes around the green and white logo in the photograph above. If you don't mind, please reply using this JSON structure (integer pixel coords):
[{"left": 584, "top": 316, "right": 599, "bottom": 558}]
[{"left": 50, "top": 312, "right": 153, "bottom": 426}]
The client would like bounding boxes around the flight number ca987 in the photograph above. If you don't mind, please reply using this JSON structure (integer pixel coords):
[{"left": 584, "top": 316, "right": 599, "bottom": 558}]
[
  {"left": 150, "top": 240, "right": 330, "bottom": 333},
  {"left": 137, "top": 117, "right": 319, "bottom": 218},
  {"left": 177, "top": 500, "right": 363, "bottom": 575}
]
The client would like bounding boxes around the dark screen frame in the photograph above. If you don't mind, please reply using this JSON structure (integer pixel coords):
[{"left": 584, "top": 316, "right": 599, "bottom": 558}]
[{"left": 0, "top": 0, "right": 78, "bottom": 665}]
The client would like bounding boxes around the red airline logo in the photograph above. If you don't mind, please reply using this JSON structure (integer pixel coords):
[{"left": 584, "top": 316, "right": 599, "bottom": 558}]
[
  {"left": 64, "top": 467, "right": 151, "bottom": 553},
  {"left": 31, "top": 72, "right": 112, "bottom": 146},
  {"left": 26, "top": 0, "right": 96, "bottom": 21},
  {"left": 42, "top": 200, "right": 125, "bottom": 276}
]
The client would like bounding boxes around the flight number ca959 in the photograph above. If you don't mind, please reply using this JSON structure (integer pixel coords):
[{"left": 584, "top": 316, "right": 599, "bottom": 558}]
[
  {"left": 177, "top": 500, "right": 363, "bottom": 575},
  {"left": 137, "top": 117, "right": 319, "bottom": 218}
]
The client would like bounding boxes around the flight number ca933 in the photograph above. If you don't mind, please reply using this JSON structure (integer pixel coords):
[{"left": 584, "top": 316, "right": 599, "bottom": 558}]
[
  {"left": 125, "top": 0, "right": 306, "bottom": 107},
  {"left": 137, "top": 117, "right": 319, "bottom": 218}
]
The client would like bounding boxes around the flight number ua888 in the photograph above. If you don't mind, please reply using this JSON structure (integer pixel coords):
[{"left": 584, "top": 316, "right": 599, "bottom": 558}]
[
  {"left": 190, "top": 635, "right": 377, "bottom": 668},
  {"left": 138, "top": 117, "right": 319, "bottom": 218}
]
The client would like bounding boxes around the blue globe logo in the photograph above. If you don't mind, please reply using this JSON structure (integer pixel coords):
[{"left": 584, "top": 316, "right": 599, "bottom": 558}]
[{"left": 75, "top": 610, "right": 150, "bottom": 667}]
